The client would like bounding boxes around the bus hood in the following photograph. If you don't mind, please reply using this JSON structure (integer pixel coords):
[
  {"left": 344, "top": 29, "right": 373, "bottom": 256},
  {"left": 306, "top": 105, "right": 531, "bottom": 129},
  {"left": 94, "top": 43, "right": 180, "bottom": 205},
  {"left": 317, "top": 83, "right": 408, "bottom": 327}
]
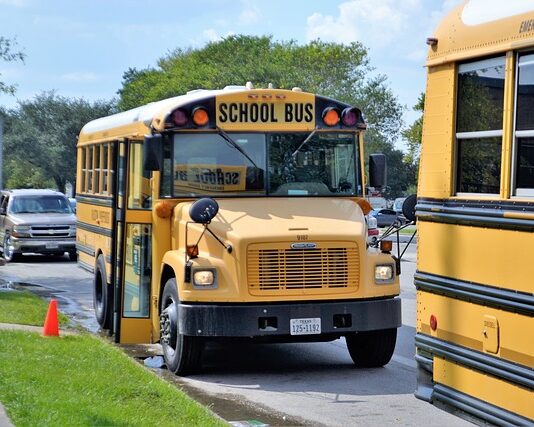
[{"left": 176, "top": 198, "right": 366, "bottom": 247}]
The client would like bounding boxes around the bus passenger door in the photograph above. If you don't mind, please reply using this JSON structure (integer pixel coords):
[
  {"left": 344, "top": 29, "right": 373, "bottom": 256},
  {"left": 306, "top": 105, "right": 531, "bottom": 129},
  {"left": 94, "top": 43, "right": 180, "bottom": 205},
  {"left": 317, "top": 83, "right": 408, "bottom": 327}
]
[{"left": 115, "top": 140, "right": 153, "bottom": 344}]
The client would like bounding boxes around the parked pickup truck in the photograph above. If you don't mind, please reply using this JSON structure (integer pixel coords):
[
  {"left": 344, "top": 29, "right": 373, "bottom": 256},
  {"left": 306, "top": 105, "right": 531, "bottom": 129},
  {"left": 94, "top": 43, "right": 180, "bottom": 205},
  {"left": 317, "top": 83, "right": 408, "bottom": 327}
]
[{"left": 0, "top": 189, "right": 76, "bottom": 262}]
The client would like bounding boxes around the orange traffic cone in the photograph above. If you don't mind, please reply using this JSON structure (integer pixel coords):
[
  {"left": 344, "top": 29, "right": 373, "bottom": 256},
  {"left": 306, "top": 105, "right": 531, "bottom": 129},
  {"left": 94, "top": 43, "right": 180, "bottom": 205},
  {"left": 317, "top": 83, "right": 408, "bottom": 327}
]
[{"left": 42, "top": 299, "right": 59, "bottom": 337}]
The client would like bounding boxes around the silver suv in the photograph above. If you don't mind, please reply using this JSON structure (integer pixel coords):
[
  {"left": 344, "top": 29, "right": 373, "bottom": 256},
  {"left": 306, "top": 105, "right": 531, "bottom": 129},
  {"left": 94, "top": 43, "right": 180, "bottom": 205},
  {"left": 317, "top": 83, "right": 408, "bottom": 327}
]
[{"left": 0, "top": 189, "right": 76, "bottom": 262}]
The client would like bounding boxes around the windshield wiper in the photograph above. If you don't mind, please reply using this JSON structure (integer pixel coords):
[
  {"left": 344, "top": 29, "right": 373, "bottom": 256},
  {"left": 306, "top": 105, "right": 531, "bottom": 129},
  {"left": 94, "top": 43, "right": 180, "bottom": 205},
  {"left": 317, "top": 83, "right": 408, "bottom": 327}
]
[
  {"left": 216, "top": 127, "right": 259, "bottom": 169},
  {"left": 291, "top": 127, "right": 318, "bottom": 157}
]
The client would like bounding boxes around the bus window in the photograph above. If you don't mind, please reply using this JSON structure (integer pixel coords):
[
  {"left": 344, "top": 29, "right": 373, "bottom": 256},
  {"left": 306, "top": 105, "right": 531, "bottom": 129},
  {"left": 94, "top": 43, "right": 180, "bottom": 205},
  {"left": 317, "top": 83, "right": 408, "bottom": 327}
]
[
  {"left": 123, "top": 223, "right": 151, "bottom": 318},
  {"left": 456, "top": 57, "right": 505, "bottom": 194},
  {"left": 514, "top": 53, "right": 534, "bottom": 196},
  {"left": 128, "top": 143, "right": 151, "bottom": 209}
]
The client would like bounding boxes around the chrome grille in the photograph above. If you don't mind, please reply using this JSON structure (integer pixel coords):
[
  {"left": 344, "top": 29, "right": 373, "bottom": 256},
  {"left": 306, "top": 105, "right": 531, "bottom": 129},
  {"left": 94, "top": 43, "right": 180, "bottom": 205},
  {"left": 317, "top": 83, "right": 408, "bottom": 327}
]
[
  {"left": 248, "top": 245, "right": 359, "bottom": 294},
  {"left": 30, "top": 225, "right": 71, "bottom": 238}
]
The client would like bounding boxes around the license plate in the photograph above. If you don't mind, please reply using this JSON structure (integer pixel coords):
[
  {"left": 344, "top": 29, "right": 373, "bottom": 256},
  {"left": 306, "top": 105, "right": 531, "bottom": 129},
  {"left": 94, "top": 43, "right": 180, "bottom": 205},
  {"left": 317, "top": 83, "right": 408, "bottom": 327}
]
[
  {"left": 290, "top": 318, "right": 321, "bottom": 335},
  {"left": 45, "top": 243, "right": 59, "bottom": 249}
]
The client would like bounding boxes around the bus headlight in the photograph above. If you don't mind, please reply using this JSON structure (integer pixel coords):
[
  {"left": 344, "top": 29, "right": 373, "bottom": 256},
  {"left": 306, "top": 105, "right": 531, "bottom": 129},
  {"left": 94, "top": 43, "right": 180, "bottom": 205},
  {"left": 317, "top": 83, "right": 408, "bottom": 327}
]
[
  {"left": 375, "top": 264, "right": 394, "bottom": 284},
  {"left": 193, "top": 269, "right": 217, "bottom": 288}
]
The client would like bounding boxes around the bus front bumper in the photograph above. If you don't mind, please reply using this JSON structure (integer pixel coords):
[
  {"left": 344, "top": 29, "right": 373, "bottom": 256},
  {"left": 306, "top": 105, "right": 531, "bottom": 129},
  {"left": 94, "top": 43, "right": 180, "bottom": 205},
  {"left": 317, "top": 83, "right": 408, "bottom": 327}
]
[{"left": 178, "top": 297, "right": 401, "bottom": 338}]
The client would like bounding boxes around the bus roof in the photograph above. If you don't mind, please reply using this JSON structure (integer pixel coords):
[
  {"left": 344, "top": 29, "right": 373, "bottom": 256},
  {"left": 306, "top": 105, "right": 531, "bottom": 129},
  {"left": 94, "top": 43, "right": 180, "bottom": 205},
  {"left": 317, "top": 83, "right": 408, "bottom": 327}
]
[
  {"left": 78, "top": 85, "right": 311, "bottom": 144},
  {"left": 427, "top": 1, "right": 534, "bottom": 67}
]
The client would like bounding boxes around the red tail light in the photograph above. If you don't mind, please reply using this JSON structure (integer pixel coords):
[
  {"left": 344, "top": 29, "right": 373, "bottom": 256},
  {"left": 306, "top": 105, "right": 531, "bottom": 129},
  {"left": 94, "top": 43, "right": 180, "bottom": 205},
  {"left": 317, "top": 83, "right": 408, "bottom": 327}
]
[
  {"left": 341, "top": 107, "right": 358, "bottom": 126},
  {"left": 172, "top": 108, "right": 188, "bottom": 126}
]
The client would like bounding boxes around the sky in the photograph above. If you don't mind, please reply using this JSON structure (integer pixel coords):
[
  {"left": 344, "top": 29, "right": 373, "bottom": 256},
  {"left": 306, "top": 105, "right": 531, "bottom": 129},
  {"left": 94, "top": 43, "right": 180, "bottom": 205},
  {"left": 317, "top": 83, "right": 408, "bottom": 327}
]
[{"left": 0, "top": 0, "right": 466, "bottom": 150}]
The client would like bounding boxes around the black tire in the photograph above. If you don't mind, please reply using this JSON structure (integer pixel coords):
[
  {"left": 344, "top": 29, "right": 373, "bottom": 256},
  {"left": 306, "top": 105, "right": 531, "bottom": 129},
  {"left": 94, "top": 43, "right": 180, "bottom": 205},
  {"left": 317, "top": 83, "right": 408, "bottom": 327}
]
[
  {"left": 345, "top": 328, "right": 397, "bottom": 368},
  {"left": 93, "top": 254, "right": 113, "bottom": 329},
  {"left": 160, "top": 278, "right": 203, "bottom": 375},
  {"left": 68, "top": 251, "right": 77, "bottom": 262},
  {"left": 3, "top": 234, "right": 20, "bottom": 262}
]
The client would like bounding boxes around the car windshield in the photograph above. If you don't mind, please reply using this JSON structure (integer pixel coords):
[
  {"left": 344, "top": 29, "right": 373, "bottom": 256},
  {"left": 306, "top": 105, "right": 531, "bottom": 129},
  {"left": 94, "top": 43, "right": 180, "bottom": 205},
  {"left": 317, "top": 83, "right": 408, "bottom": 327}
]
[
  {"left": 169, "top": 132, "right": 360, "bottom": 197},
  {"left": 10, "top": 196, "right": 73, "bottom": 214}
]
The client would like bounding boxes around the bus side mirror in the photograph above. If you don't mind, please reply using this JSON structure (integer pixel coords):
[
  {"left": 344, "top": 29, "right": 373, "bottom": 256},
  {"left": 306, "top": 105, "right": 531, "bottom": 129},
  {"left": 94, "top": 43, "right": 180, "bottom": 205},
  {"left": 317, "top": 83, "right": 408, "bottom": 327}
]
[
  {"left": 402, "top": 194, "right": 417, "bottom": 223},
  {"left": 369, "top": 154, "right": 387, "bottom": 189},
  {"left": 143, "top": 134, "right": 162, "bottom": 171},
  {"left": 189, "top": 198, "right": 219, "bottom": 224}
]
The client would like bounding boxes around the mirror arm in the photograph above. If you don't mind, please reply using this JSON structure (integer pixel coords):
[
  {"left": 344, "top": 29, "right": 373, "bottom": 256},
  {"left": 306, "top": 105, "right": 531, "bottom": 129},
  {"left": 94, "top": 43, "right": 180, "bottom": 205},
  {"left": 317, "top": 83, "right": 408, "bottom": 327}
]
[{"left": 205, "top": 226, "right": 232, "bottom": 253}]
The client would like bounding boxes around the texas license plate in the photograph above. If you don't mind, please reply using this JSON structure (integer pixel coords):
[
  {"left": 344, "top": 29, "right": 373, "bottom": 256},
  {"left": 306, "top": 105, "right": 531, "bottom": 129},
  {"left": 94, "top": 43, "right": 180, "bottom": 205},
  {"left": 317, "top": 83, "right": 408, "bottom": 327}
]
[
  {"left": 290, "top": 318, "right": 321, "bottom": 335},
  {"left": 45, "top": 243, "right": 59, "bottom": 249}
]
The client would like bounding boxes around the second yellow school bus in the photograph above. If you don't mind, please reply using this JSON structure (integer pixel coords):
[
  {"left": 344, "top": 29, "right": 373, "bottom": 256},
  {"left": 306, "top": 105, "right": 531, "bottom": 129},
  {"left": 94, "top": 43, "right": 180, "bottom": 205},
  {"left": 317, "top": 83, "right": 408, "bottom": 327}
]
[
  {"left": 76, "top": 83, "right": 401, "bottom": 374},
  {"left": 416, "top": 1, "right": 534, "bottom": 424}
]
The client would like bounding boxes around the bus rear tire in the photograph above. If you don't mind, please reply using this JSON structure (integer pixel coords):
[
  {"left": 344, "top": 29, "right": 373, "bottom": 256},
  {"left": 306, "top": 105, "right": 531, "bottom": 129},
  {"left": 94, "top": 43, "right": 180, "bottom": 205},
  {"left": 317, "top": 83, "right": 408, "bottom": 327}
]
[
  {"left": 160, "top": 278, "right": 203, "bottom": 375},
  {"left": 93, "top": 254, "right": 112, "bottom": 330},
  {"left": 345, "top": 328, "right": 397, "bottom": 368}
]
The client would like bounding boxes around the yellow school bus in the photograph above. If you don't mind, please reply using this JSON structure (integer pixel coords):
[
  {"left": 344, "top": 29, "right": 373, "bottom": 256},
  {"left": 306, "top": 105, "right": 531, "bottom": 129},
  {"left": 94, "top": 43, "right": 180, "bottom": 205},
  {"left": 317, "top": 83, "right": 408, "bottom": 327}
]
[
  {"left": 76, "top": 83, "right": 401, "bottom": 374},
  {"left": 416, "top": 2, "right": 534, "bottom": 423}
]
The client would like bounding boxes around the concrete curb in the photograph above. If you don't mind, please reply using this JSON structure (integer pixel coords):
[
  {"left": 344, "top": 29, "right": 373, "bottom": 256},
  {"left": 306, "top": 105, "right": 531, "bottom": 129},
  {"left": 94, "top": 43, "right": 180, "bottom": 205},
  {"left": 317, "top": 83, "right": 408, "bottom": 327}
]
[
  {"left": 0, "top": 322, "right": 78, "bottom": 335},
  {"left": 0, "top": 403, "right": 14, "bottom": 427}
]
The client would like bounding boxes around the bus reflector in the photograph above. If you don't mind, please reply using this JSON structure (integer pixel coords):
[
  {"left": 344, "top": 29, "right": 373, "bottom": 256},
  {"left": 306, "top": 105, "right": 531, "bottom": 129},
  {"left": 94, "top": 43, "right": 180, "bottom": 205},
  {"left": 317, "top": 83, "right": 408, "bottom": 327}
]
[
  {"left": 342, "top": 107, "right": 358, "bottom": 126},
  {"left": 187, "top": 245, "right": 199, "bottom": 258},
  {"left": 192, "top": 107, "right": 209, "bottom": 126},
  {"left": 322, "top": 107, "right": 340, "bottom": 126},
  {"left": 430, "top": 314, "right": 437, "bottom": 331},
  {"left": 172, "top": 108, "right": 188, "bottom": 126},
  {"left": 380, "top": 240, "right": 392, "bottom": 253},
  {"left": 356, "top": 198, "right": 372, "bottom": 215}
]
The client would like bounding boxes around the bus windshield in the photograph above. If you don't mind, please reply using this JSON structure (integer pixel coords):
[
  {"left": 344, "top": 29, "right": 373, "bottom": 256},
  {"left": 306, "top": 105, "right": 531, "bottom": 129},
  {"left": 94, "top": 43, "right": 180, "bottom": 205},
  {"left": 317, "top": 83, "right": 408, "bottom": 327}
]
[{"left": 171, "top": 132, "right": 360, "bottom": 197}]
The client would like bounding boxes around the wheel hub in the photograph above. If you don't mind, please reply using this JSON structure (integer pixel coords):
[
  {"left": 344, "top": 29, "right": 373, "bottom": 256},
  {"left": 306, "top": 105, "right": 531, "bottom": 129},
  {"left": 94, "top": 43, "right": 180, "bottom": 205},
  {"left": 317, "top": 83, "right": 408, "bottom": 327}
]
[{"left": 160, "top": 303, "right": 177, "bottom": 348}]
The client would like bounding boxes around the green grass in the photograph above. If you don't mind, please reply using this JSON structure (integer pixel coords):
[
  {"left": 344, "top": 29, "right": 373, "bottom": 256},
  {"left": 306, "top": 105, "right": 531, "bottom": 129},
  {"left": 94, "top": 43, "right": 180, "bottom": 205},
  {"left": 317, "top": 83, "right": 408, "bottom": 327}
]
[
  {"left": 0, "top": 290, "right": 70, "bottom": 326},
  {"left": 0, "top": 330, "right": 225, "bottom": 427}
]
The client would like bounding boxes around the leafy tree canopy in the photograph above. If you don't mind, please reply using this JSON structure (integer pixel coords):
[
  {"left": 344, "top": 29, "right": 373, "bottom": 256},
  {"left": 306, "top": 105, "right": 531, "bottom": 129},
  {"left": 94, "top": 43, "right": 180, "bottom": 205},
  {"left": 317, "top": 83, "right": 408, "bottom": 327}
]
[
  {"left": 3, "top": 92, "right": 116, "bottom": 193},
  {"left": 0, "top": 36, "right": 25, "bottom": 95},
  {"left": 401, "top": 93, "right": 424, "bottom": 167},
  {"left": 118, "top": 35, "right": 412, "bottom": 197}
]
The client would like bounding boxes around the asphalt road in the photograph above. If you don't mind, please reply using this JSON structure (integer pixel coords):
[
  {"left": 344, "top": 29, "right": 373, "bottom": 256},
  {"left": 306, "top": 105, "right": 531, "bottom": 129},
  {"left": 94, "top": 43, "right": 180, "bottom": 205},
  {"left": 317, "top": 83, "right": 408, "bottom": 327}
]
[{"left": 0, "top": 245, "right": 471, "bottom": 426}]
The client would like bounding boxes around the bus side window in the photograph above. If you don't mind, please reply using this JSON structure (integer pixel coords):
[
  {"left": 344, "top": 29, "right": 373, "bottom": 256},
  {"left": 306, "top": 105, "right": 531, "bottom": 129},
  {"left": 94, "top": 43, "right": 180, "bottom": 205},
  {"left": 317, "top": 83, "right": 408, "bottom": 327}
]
[
  {"left": 128, "top": 142, "right": 151, "bottom": 209},
  {"left": 123, "top": 223, "right": 151, "bottom": 318}
]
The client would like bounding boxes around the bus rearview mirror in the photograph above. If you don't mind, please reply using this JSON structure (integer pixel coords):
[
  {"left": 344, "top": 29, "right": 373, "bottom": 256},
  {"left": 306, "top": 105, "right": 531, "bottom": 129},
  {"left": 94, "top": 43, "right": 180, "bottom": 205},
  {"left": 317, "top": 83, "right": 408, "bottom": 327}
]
[
  {"left": 143, "top": 134, "right": 162, "bottom": 171},
  {"left": 402, "top": 194, "right": 417, "bottom": 223},
  {"left": 369, "top": 154, "right": 387, "bottom": 189},
  {"left": 189, "top": 198, "right": 219, "bottom": 224}
]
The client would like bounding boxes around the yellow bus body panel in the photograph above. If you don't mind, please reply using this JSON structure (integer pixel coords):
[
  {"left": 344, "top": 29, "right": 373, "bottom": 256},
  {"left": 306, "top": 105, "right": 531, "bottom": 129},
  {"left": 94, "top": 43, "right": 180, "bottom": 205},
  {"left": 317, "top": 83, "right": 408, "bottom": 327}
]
[
  {"left": 76, "top": 200, "right": 113, "bottom": 282},
  {"left": 417, "top": 63, "right": 455, "bottom": 199},
  {"left": 418, "top": 221, "right": 534, "bottom": 295},
  {"left": 168, "top": 198, "right": 399, "bottom": 303},
  {"left": 417, "top": 291, "right": 533, "bottom": 367},
  {"left": 427, "top": 2, "right": 534, "bottom": 67},
  {"left": 434, "top": 357, "right": 534, "bottom": 419}
]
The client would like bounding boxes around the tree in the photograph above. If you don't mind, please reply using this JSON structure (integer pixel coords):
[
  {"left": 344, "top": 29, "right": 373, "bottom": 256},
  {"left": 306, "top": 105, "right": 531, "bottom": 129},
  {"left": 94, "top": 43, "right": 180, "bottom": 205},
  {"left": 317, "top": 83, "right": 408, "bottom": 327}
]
[
  {"left": 117, "top": 35, "right": 411, "bottom": 197},
  {"left": 402, "top": 93, "right": 424, "bottom": 167},
  {"left": 4, "top": 92, "right": 116, "bottom": 193},
  {"left": 0, "top": 36, "right": 25, "bottom": 95}
]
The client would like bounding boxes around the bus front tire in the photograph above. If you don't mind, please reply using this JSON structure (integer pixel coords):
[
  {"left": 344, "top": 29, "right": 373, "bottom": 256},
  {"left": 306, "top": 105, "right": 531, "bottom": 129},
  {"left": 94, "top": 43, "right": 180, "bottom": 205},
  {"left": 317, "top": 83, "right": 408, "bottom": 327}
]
[
  {"left": 160, "top": 278, "right": 203, "bottom": 375},
  {"left": 345, "top": 328, "right": 397, "bottom": 368},
  {"left": 93, "top": 255, "right": 112, "bottom": 330}
]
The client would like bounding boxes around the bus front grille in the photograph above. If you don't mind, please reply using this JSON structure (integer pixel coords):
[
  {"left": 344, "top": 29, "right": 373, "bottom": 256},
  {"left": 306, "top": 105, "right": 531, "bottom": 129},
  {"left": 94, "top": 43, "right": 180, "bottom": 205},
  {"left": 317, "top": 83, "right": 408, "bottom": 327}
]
[{"left": 248, "top": 244, "right": 359, "bottom": 294}]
